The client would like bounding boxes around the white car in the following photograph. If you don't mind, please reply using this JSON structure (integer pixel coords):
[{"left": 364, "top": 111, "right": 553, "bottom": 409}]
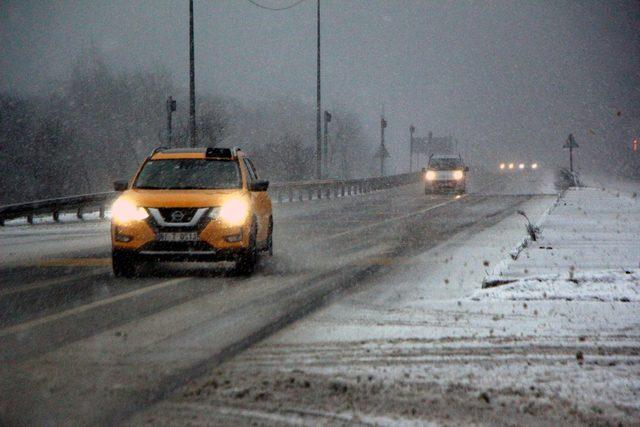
[{"left": 422, "top": 155, "right": 469, "bottom": 194}]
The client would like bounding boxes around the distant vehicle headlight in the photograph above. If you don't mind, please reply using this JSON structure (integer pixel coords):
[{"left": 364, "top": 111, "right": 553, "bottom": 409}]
[
  {"left": 499, "top": 163, "right": 506, "bottom": 170},
  {"left": 111, "top": 198, "right": 148, "bottom": 223},
  {"left": 508, "top": 163, "right": 514, "bottom": 169},
  {"left": 453, "top": 170, "right": 464, "bottom": 180},
  {"left": 425, "top": 170, "right": 437, "bottom": 181},
  {"left": 531, "top": 163, "right": 538, "bottom": 169},
  {"left": 216, "top": 197, "right": 249, "bottom": 226},
  {"left": 518, "top": 163, "right": 525, "bottom": 170}
]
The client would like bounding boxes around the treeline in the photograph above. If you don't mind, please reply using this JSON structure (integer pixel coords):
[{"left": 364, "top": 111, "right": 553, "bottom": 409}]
[{"left": 0, "top": 55, "right": 372, "bottom": 204}]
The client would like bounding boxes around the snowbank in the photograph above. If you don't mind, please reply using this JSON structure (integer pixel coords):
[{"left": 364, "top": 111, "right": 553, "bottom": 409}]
[{"left": 473, "top": 270, "right": 640, "bottom": 302}]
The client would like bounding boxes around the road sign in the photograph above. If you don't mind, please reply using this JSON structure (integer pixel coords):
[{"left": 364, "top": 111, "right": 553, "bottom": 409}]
[
  {"left": 563, "top": 133, "right": 579, "bottom": 172},
  {"left": 563, "top": 133, "right": 579, "bottom": 149}
]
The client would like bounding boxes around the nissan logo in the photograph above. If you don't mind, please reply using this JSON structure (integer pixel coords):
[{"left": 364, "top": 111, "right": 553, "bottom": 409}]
[{"left": 170, "top": 210, "right": 185, "bottom": 222}]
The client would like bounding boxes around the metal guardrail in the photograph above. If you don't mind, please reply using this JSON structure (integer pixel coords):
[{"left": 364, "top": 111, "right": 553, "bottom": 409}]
[{"left": 0, "top": 172, "right": 421, "bottom": 226}]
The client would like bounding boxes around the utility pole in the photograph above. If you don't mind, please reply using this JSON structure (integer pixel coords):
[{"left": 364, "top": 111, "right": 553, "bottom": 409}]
[
  {"left": 315, "top": 0, "right": 322, "bottom": 180},
  {"left": 409, "top": 124, "right": 415, "bottom": 172},
  {"left": 323, "top": 110, "right": 331, "bottom": 178},
  {"left": 166, "top": 96, "right": 176, "bottom": 146},
  {"left": 189, "top": 0, "right": 196, "bottom": 147}
]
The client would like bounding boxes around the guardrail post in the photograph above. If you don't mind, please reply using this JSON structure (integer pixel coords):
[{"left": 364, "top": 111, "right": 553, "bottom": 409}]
[
  {"left": 77, "top": 207, "right": 83, "bottom": 219},
  {"left": 326, "top": 185, "right": 331, "bottom": 199},
  {"left": 298, "top": 189, "right": 303, "bottom": 202},
  {"left": 307, "top": 188, "right": 313, "bottom": 201},
  {"left": 317, "top": 186, "right": 322, "bottom": 200},
  {"left": 99, "top": 205, "right": 105, "bottom": 219},
  {"left": 27, "top": 214, "right": 33, "bottom": 224},
  {"left": 52, "top": 210, "right": 59, "bottom": 222},
  {"left": 0, "top": 218, "right": 4, "bottom": 226},
  {"left": 288, "top": 187, "right": 293, "bottom": 202},
  {"left": 341, "top": 183, "right": 345, "bottom": 197}
]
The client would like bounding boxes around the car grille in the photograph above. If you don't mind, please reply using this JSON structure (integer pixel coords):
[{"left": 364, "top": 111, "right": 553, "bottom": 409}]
[
  {"left": 140, "top": 241, "right": 215, "bottom": 252},
  {"left": 146, "top": 207, "right": 212, "bottom": 232},
  {"left": 158, "top": 208, "right": 198, "bottom": 223}
]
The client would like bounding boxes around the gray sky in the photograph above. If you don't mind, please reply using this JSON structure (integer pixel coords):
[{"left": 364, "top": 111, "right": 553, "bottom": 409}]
[{"left": 1, "top": 0, "right": 639, "bottom": 173}]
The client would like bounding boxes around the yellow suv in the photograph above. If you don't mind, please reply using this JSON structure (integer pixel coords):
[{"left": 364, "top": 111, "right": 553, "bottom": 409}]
[{"left": 111, "top": 147, "right": 272, "bottom": 277}]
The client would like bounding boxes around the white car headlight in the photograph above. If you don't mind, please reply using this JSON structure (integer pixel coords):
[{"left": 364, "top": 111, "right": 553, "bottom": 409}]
[
  {"left": 518, "top": 163, "right": 525, "bottom": 170},
  {"left": 213, "top": 198, "right": 249, "bottom": 226},
  {"left": 111, "top": 198, "right": 148, "bottom": 223},
  {"left": 531, "top": 163, "right": 538, "bottom": 169},
  {"left": 425, "top": 170, "right": 436, "bottom": 181},
  {"left": 453, "top": 170, "right": 464, "bottom": 180}
]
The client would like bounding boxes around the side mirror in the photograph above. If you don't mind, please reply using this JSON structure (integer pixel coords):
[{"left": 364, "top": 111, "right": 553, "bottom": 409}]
[
  {"left": 464, "top": 166, "right": 469, "bottom": 172},
  {"left": 421, "top": 167, "right": 426, "bottom": 173},
  {"left": 249, "top": 180, "right": 269, "bottom": 192},
  {"left": 113, "top": 180, "right": 128, "bottom": 192}
]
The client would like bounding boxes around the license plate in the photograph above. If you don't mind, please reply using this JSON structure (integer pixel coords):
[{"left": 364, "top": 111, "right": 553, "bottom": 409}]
[{"left": 157, "top": 232, "right": 199, "bottom": 242}]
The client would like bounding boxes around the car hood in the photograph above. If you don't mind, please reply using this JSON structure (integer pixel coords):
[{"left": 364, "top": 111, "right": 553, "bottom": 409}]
[{"left": 118, "top": 189, "right": 247, "bottom": 208}]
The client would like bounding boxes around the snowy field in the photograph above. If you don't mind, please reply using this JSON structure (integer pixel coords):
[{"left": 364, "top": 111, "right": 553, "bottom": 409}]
[{"left": 133, "top": 185, "right": 640, "bottom": 425}]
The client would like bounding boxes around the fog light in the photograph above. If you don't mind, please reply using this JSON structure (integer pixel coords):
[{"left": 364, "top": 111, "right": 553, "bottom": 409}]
[
  {"left": 224, "top": 233, "right": 243, "bottom": 243},
  {"left": 115, "top": 234, "right": 133, "bottom": 242}
]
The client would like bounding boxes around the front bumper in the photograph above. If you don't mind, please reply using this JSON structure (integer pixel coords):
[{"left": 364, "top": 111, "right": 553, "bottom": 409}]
[
  {"left": 111, "top": 212, "right": 250, "bottom": 259},
  {"left": 427, "top": 179, "right": 465, "bottom": 190}
]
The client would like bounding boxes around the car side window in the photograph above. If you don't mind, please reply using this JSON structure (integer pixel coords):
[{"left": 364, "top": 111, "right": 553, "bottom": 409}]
[
  {"left": 243, "top": 158, "right": 257, "bottom": 182},
  {"left": 244, "top": 158, "right": 259, "bottom": 180}
]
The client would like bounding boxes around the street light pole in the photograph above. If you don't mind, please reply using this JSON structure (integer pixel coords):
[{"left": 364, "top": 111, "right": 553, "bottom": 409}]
[
  {"left": 166, "top": 96, "right": 176, "bottom": 146},
  {"left": 323, "top": 110, "right": 331, "bottom": 178},
  {"left": 380, "top": 115, "right": 387, "bottom": 176},
  {"left": 315, "top": 0, "right": 322, "bottom": 180},
  {"left": 409, "top": 124, "right": 415, "bottom": 172},
  {"left": 189, "top": 0, "right": 196, "bottom": 147}
]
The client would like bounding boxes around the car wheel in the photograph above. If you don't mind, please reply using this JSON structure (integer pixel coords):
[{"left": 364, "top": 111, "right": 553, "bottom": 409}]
[
  {"left": 112, "top": 250, "right": 136, "bottom": 278},
  {"left": 234, "top": 220, "right": 258, "bottom": 275}
]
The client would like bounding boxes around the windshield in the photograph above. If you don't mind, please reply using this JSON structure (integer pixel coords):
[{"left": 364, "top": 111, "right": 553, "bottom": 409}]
[
  {"left": 133, "top": 159, "right": 241, "bottom": 190},
  {"left": 429, "top": 158, "right": 463, "bottom": 170}
]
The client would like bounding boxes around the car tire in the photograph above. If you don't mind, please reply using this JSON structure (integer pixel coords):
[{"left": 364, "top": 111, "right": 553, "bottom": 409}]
[
  {"left": 234, "top": 220, "right": 258, "bottom": 275},
  {"left": 112, "top": 250, "right": 136, "bottom": 278},
  {"left": 266, "top": 216, "right": 273, "bottom": 256}
]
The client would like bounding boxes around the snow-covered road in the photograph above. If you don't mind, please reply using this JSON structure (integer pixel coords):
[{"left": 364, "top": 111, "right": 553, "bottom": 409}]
[
  {"left": 0, "top": 170, "right": 589, "bottom": 425},
  {"left": 130, "top": 184, "right": 640, "bottom": 426}
]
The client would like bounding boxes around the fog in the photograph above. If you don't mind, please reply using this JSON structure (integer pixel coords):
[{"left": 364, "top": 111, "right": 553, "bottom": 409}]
[{"left": 1, "top": 0, "right": 639, "bottom": 201}]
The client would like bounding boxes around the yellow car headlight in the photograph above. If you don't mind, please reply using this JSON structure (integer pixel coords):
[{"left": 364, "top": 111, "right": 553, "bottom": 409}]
[
  {"left": 425, "top": 170, "right": 436, "bottom": 181},
  {"left": 499, "top": 163, "right": 506, "bottom": 170},
  {"left": 453, "top": 170, "right": 464, "bottom": 180},
  {"left": 111, "top": 198, "right": 148, "bottom": 223},
  {"left": 217, "top": 198, "right": 249, "bottom": 226}
]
